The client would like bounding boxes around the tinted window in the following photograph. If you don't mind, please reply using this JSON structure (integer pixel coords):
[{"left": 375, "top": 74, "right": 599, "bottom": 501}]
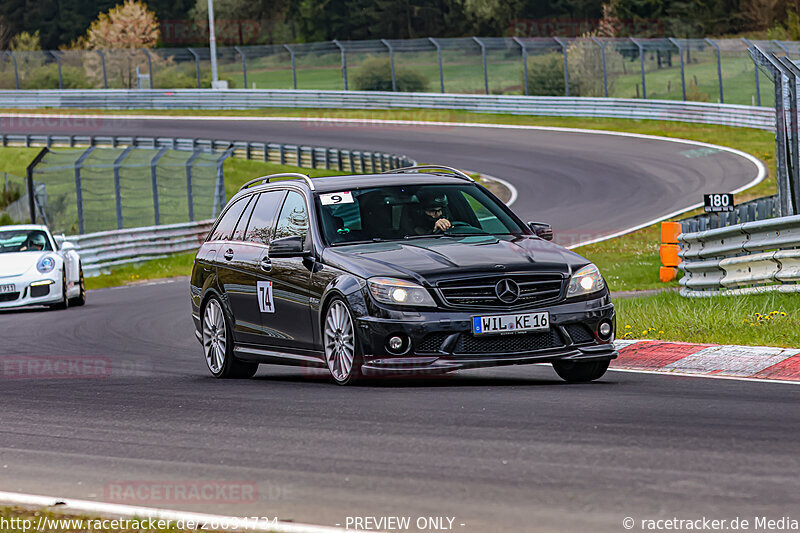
[
  {"left": 209, "top": 197, "right": 250, "bottom": 241},
  {"left": 0, "top": 229, "right": 53, "bottom": 253},
  {"left": 244, "top": 190, "right": 286, "bottom": 245},
  {"left": 275, "top": 191, "right": 309, "bottom": 242},
  {"left": 232, "top": 195, "right": 257, "bottom": 241}
]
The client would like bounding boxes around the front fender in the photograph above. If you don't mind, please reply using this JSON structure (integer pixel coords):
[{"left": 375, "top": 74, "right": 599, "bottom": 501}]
[{"left": 318, "top": 275, "right": 368, "bottom": 326}]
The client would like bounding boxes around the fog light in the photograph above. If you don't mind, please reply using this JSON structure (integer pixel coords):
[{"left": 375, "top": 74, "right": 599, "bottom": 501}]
[
  {"left": 386, "top": 334, "right": 410, "bottom": 355},
  {"left": 598, "top": 321, "right": 613, "bottom": 340}
]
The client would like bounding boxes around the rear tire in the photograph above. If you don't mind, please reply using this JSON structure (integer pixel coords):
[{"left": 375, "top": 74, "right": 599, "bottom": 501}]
[
  {"left": 202, "top": 296, "right": 259, "bottom": 379},
  {"left": 68, "top": 266, "right": 86, "bottom": 307},
  {"left": 552, "top": 360, "right": 610, "bottom": 383}
]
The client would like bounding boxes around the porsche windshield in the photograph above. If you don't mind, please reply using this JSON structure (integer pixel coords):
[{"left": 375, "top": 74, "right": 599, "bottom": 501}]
[
  {"left": 316, "top": 184, "right": 524, "bottom": 245},
  {"left": 0, "top": 230, "right": 53, "bottom": 253}
]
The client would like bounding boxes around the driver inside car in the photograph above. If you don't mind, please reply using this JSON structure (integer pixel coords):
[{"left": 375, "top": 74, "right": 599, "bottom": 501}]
[
  {"left": 21, "top": 233, "right": 46, "bottom": 252},
  {"left": 411, "top": 190, "right": 452, "bottom": 235}
]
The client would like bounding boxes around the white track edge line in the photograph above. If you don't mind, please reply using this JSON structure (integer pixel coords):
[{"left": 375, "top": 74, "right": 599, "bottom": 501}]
[
  {"left": 0, "top": 112, "right": 766, "bottom": 249},
  {"left": 0, "top": 491, "right": 349, "bottom": 533}
]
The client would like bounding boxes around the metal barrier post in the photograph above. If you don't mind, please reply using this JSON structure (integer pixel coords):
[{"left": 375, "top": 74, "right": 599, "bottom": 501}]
[
  {"left": 74, "top": 146, "right": 96, "bottom": 234},
  {"left": 333, "top": 40, "right": 348, "bottom": 90},
  {"left": 472, "top": 37, "right": 489, "bottom": 95},
  {"left": 283, "top": 44, "right": 297, "bottom": 89},
  {"left": 743, "top": 39, "right": 761, "bottom": 106},
  {"left": 213, "top": 146, "right": 233, "bottom": 216},
  {"left": 668, "top": 38, "right": 687, "bottom": 100},
  {"left": 234, "top": 46, "right": 247, "bottom": 89},
  {"left": 142, "top": 48, "right": 154, "bottom": 89},
  {"left": 113, "top": 146, "right": 134, "bottom": 229},
  {"left": 552, "top": 37, "right": 570, "bottom": 97},
  {"left": 778, "top": 56, "right": 800, "bottom": 214},
  {"left": 151, "top": 147, "right": 167, "bottom": 225},
  {"left": 705, "top": 38, "right": 723, "bottom": 103},
  {"left": 381, "top": 39, "right": 397, "bottom": 92},
  {"left": 185, "top": 150, "right": 201, "bottom": 221},
  {"left": 96, "top": 50, "right": 108, "bottom": 89},
  {"left": 512, "top": 37, "right": 528, "bottom": 96},
  {"left": 6, "top": 51, "right": 19, "bottom": 90},
  {"left": 428, "top": 37, "right": 444, "bottom": 93},
  {"left": 26, "top": 148, "right": 49, "bottom": 224},
  {"left": 591, "top": 37, "right": 608, "bottom": 97},
  {"left": 49, "top": 51, "right": 63, "bottom": 89},
  {"left": 631, "top": 38, "right": 646, "bottom": 99},
  {"left": 187, "top": 48, "right": 201, "bottom": 88}
]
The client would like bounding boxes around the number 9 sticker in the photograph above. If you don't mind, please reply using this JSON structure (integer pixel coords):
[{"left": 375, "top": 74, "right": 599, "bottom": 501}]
[{"left": 320, "top": 191, "right": 354, "bottom": 205}]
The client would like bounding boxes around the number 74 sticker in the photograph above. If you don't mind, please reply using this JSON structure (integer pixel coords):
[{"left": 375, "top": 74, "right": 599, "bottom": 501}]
[{"left": 257, "top": 281, "right": 274, "bottom": 313}]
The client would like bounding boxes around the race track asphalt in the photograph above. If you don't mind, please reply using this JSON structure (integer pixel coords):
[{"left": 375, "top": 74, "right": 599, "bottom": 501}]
[
  {"left": 1, "top": 280, "right": 798, "bottom": 533},
  {"left": 0, "top": 117, "right": 792, "bottom": 533}
]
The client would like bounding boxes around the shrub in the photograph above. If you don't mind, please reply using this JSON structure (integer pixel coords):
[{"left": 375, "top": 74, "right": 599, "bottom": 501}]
[
  {"left": 352, "top": 56, "right": 428, "bottom": 92},
  {"left": 525, "top": 57, "right": 565, "bottom": 96},
  {"left": 24, "top": 64, "right": 91, "bottom": 89}
]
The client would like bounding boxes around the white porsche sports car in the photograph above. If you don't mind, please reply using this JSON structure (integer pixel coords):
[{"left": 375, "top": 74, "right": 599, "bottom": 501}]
[{"left": 0, "top": 225, "right": 85, "bottom": 310}]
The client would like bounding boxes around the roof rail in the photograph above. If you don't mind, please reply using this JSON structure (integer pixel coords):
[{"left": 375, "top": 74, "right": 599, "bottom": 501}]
[
  {"left": 384, "top": 165, "right": 474, "bottom": 182},
  {"left": 239, "top": 172, "right": 315, "bottom": 192}
]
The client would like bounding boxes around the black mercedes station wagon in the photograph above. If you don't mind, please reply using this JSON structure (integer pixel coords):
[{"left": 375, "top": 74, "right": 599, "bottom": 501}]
[{"left": 190, "top": 166, "right": 616, "bottom": 385}]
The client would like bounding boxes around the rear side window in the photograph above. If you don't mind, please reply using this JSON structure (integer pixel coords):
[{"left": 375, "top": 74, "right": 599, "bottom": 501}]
[
  {"left": 232, "top": 196, "right": 257, "bottom": 241},
  {"left": 209, "top": 196, "right": 250, "bottom": 241},
  {"left": 275, "top": 191, "right": 309, "bottom": 242},
  {"left": 244, "top": 190, "right": 286, "bottom": 245}
]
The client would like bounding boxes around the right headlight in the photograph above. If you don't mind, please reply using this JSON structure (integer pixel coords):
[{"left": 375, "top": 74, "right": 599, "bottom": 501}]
[
  {"left": 567, "top": 264, "right": 606, "bottom": 298},
  {"left": 367, "top": 277, "right": 437, "bottom": 307}
]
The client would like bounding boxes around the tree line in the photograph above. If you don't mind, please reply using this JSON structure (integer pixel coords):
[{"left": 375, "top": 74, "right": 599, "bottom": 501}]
[{"left": 3, "top": 0, "right": 800, "bottom": 51}]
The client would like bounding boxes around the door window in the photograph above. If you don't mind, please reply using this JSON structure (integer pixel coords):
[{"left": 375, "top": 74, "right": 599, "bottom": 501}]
[
  {"left": 244, "top": 190, "right": 287, "bottom": 245},
  {"left": 209, "top": 196, "right": 251, "bottom": 241},
  {"left": 275, "top": 191, "right": 309, "bottom": 243}
]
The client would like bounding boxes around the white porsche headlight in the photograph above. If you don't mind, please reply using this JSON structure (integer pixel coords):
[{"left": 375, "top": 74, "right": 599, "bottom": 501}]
[
  {"left": 567, "top": 264, "right": 605, "bottom": 298},
  {"left": 37, "top": 255, "right": 56, "bottom": 274},
  {"left": 367, "top": 277, "right": 436, "bottom": 307}
]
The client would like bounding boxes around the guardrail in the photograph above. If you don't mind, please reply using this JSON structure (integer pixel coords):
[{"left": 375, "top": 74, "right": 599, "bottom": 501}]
[
  {"left": 67, "top": 219, "right": 213, "bottom": 277},
  {"left": 0, "top": 90, "right": 776, "bottom": 131},
  {"left": 678, "top": 215, "right": 800, "bottom": 296},
  {"left": 0, "top": 132, "right": 415, "bottom": 172},
  {"left": 678, "top": 195, "right": 779, "bottom": 233}
]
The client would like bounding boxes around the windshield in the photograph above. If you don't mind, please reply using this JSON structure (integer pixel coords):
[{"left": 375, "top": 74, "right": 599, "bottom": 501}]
[
  {"left": 316, "top": 184, "right": 525, "bottom": 245},
  {"left": 0, "top": 229, "right": 53, "bottom": 254}
]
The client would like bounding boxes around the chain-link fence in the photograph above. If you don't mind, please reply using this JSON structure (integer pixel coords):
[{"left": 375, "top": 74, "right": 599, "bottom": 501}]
[
  {"left": 26, "top": 146, "right": 229, "bottom": 235},
  {"left": 4, "top": 37, "right": 800, "bottom": 105}
]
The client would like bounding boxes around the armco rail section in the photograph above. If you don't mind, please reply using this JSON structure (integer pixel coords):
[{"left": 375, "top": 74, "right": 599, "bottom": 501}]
[
  {"left": 678, "top": 216, "right": 800, "bottom": 296},
  {"left": 0, "top": 133, "right": 415, "bottom": 172},
  {"left": 0, "top": 91, "right": 776, "bottom": 131},
  {"left": 68, "top": 220, "right": 213, "bottom": 277}
]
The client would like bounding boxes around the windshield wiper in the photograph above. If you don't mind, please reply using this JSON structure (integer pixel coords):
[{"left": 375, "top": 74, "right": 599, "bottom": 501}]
[
  {"left": 330, "top": 238, "right": 392, "bottom": 247},
  {"left": 402, "top": 233, "right": 451, "bottom": 240}
]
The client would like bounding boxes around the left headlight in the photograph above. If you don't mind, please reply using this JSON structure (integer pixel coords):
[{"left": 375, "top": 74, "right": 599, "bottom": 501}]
[
  {"left": 37, "top": 255, "right": 56, "bottom": 274},
  {"left": 367, "top": 277, "right": 437, "bottom": 307},
  {"left": 567, "top": 264, "right": 605, "bottom": 298}
]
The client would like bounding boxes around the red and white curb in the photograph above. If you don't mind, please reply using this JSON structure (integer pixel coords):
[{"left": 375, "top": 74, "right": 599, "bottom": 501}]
[{"left": 612, "top": 340, "right": 800, "bottom": 383}]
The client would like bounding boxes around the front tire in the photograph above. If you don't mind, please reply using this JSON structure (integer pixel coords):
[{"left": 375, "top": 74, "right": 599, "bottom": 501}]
[
  {"left": 202, "top": 296, "right": 258, "bottom": 379},
  {"left": 68, "top": 266, "right": 86, "bottom": 307},
  {"left": 323, "top": 298, "right": 363, "bottom": 385},
  {"left": 49, "top": 271, "right": 68, "bottom": 310},
  {"left": 552, "top": 360, "right": 610, "bottom": 383}
]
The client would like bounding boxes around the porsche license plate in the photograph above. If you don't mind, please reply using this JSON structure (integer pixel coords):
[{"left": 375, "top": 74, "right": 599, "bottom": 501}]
[
  {"left": 0, "top": 284, "right": 15, "bottom": 294},
  {"left": 472, "top": 312, "right": 549, "bottom": 335}
]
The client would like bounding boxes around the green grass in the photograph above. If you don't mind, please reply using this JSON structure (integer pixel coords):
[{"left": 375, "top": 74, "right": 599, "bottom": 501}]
[{"left": 616, "top": 291, "right": 799, "bottom": 347}]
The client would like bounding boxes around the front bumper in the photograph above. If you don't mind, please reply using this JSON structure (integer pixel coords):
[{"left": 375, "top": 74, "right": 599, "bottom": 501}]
[
  {"left": 0, "top": 274, "right": 62, "bottom": 310},
  {"left": 356, "top": 295, "right": 616, "bottom": 375}
]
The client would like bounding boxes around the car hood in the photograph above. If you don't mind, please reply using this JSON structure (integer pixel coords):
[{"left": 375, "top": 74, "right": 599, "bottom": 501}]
[
  {"left": 0, "top": 252, "right": 45, "bottom": 277},
  {"left": 322, "top": 235, "right": 589, "bottom": 283}
]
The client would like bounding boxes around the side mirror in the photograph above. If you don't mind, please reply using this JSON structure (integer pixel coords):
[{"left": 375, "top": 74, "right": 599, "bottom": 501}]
[
  {"left": 60, "top": 241, "right": 76, "bottom": 251},
  {"left": 269, "top": 236, "right": 309, "bottom": 258},
  {"left": 528, "top": 221, "right": 554, "bottom": 241}
]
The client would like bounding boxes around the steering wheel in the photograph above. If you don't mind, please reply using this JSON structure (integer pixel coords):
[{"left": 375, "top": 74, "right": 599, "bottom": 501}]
[{"left": 443, "top": 221, "right": 488, "bottom": 235}]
